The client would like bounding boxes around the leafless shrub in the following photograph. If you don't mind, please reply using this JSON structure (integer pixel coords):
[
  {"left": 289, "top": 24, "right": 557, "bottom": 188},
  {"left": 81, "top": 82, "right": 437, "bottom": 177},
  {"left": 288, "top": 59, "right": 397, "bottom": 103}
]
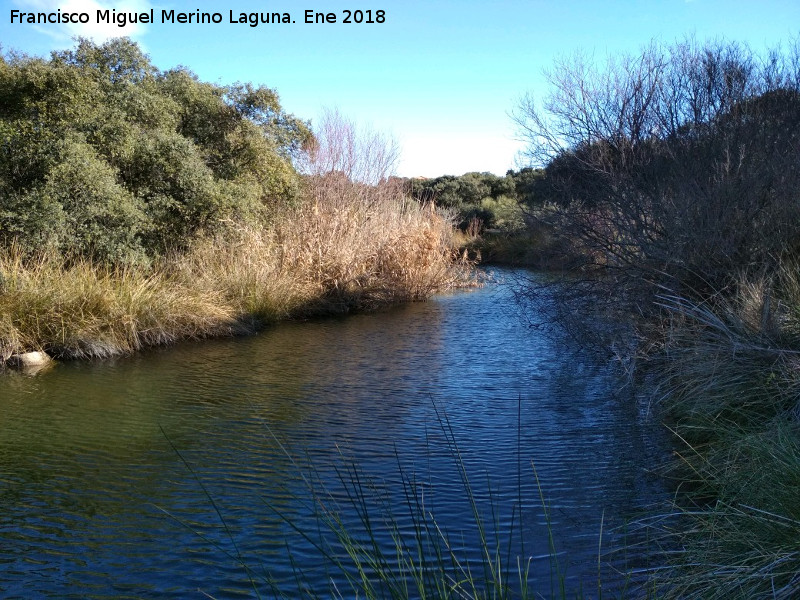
[
  {"left": 514, "top": 36, "right": 800, "bottom": 344},
  {"left": 299, "top": 107, "right": 400, "bottom": 186}
]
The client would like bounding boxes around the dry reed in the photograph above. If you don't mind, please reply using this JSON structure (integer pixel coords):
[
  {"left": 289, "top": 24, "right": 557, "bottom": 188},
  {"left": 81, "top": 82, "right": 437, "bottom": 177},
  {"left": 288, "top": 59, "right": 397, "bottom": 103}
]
[{"left": 0, "top": 180, "right": 471, "bottom": 362}]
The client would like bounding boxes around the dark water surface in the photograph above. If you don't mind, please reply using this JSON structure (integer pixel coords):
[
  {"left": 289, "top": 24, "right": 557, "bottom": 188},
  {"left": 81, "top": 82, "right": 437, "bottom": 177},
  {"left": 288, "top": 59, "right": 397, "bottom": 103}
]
[{"left": 0, "top": 269, "right": 667, "bottom": 598}]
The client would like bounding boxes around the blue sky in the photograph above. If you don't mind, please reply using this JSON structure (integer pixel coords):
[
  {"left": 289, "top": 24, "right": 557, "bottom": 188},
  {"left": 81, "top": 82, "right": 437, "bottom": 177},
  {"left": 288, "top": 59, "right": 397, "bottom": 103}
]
[{"left": 1, "top": 0, "right": 798, "bottom": 177}]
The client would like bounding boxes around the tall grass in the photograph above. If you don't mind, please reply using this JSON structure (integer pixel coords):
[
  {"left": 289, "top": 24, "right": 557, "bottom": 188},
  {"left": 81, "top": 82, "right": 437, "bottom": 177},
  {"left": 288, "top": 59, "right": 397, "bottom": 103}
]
[
  {"left": 0, "top": 182, "right": 471, "bottom": 363},
  {"left": 642, "top": 266, "right": 800, "bottom": 599},
  {"left": 0, "top": 248, "right": 239, "bottom": 361},
  {"left": 179, "top": 179, "right": 468, "bottom": 323}
]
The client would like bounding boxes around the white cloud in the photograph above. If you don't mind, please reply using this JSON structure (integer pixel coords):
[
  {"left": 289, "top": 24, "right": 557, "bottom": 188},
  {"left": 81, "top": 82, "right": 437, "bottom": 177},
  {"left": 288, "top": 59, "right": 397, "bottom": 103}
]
[{"left": 20, "top": 0, "right": 153, "bottom": 44}]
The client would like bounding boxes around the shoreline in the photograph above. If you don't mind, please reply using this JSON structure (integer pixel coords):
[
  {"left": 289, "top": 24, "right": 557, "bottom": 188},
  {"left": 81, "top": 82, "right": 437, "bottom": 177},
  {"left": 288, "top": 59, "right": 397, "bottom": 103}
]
[{"left": 1, "top": 200, "right": 476, "bottom": 372}]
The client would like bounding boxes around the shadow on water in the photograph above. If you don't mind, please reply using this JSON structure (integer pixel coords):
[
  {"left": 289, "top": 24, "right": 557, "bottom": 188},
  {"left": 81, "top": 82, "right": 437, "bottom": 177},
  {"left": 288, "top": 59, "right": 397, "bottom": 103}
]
[{"left": 0, "top": 267, "right": 670, "bottom": 598}]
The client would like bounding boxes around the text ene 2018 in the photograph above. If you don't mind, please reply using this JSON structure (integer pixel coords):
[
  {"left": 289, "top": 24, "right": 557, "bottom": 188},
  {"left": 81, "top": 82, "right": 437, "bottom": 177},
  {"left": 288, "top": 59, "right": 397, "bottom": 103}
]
[{"left": 305, "top": 10, "right": 386, "bottom": 23}]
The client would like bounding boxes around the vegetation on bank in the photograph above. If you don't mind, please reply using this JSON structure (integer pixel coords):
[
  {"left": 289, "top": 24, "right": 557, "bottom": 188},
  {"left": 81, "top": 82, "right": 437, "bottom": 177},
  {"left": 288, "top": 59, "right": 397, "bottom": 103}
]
[
  {"left": 392, "top": 169, "right": 572, "bottom": 267},
  {"left": 399, "top": 169, "right": 534, "bottom": 232},
  {"left": 5, "top": 31, "right": 800, "bottom": 599},
  {"left": 0, "top": 38, "right": 310, "bottom": 267},
  {"left": 512, "top": 35, "right": 800, "bottom": 598},
  {"left": 0, "top": 193, "right": 463, "bottom": 362},
  {"left": 646, "top": 272, "right": 800, "bottom": 598},
  {"left": 0, "top": 39, "right": 470, "bottom": 364}
]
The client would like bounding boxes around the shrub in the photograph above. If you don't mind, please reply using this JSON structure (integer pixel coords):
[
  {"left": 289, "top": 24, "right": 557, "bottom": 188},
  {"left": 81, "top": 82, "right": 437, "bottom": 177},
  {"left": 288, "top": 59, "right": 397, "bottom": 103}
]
[
  {"left": 0, "top": 38, "right": 311, "bottom": 265},
  {"left": 43, "top": 137, "right": 149, "bottom": 265},
  {"left": 514, "top": 37, "right": 800, "bottom": 309}
]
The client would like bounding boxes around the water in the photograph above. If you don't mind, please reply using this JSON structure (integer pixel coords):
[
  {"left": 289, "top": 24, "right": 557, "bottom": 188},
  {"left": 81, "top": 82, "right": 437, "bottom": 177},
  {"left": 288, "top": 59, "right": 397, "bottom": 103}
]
[{"left": 0, "top": 268, "right": 667, "bottom": 598}]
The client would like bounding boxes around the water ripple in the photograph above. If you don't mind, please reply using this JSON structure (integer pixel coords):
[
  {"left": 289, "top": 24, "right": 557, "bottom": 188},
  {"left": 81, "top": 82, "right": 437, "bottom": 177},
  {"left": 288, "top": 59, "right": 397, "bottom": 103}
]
[{"left": 0, "top": 268, "right": 669, "bottom": 598}]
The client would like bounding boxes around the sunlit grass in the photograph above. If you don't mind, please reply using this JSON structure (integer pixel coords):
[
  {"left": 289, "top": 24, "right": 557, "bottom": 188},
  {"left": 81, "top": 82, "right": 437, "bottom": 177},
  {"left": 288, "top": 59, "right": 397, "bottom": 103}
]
[
  {"left": 0, "top": 249, "right": 237, "bottom": 361},
  {"left": 0, "top": 182, "right": 473, "bottom": 363}
]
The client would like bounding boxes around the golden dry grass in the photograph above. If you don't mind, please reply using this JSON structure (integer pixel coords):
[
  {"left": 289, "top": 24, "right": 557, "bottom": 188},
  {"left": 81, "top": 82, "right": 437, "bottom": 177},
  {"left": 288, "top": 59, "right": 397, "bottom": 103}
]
[
  {"left": 175, "top": 174, "right": 471, "bottom": 318},
  {"left": 0, "top": 250, "right": 238, "bottom": 361},
  {"left": 0, "top": 179, "right": 472, "bottom": 362}
]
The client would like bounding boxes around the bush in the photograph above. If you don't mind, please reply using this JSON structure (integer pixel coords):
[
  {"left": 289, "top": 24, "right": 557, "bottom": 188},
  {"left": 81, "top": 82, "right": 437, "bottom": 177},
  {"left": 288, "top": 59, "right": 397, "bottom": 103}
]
[
  {"left": 0, "top": 38, "right": 311, "bottom": 266},
  {"left": 515, "top": 36, "right": 800, "bottom": 311},
  {"left": 45, "top": 137, "right": 148, "bottom": 265}
]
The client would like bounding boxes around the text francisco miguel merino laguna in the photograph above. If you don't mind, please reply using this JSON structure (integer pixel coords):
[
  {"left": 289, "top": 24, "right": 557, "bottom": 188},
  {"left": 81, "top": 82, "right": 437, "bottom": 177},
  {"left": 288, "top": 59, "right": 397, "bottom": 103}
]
[{"left": 8, "top": 8, "right": 316, "bottom": 28}]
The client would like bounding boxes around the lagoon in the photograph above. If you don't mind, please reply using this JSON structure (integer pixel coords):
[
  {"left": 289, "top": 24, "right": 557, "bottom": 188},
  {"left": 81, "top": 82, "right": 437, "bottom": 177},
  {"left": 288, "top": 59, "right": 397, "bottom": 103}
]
[{"left": 0, "top": 268, "right": 666, "bottom": 598}]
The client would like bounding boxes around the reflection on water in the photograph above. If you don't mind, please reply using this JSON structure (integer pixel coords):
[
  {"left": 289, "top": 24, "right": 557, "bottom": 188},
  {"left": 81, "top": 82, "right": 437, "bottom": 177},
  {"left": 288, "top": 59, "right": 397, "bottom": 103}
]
[{"left": 0, "top": 268, "right": 667, "bottom": 598}]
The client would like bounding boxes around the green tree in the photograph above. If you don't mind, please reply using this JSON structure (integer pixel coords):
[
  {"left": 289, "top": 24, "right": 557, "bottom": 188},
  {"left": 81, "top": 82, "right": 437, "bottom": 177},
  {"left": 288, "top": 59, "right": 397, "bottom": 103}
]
[{"left": 0, "top": 38, "right": 312, "bottom": 265}]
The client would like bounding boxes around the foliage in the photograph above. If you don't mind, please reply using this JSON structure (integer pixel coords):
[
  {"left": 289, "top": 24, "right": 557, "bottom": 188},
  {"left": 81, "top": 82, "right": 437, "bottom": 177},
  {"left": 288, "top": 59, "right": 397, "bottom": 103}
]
[
  {"left": 0, "top": 108, "right": 471, "bottom": 361},
  {"left": 0, "top": 185, "right": 468, "bottom": 362},
  {"left": 514, "top": 36, "right": 800, "bottom": 306},
  {"left": 512, "top": 35, "right": 800, "bottom": 598},
  {"left": 0, "top": 37, "right": 311, "bottom": 266},
  {"left": 641, "top": 270, "right": 800, "bottom": 599},
  {"left": 400, "top": 170, "right": 537, "bottom": 232}
]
